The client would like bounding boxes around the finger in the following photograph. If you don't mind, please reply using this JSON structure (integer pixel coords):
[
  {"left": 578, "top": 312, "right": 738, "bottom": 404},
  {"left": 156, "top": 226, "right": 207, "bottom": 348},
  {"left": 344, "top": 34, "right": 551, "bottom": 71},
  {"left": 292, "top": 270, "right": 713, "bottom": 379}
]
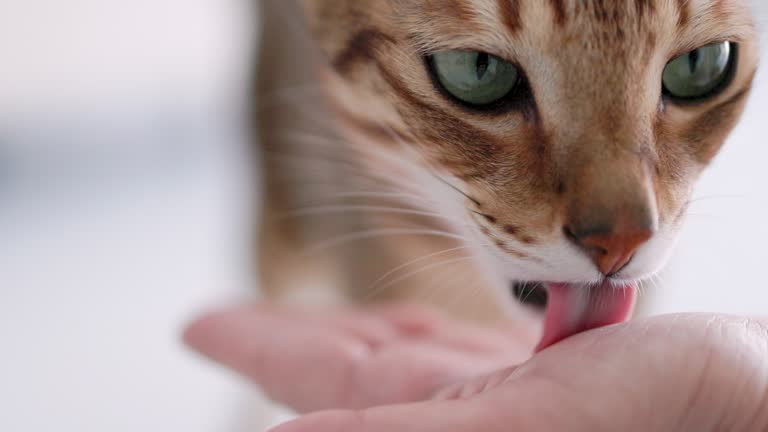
[
  {"left": 183, "top": 304, "right": 523, "bottom": 411},
  {"left": 273, "top": 314, "right": 768, "bottom": 432},
  {"left": 255, "top": 304, "right": 406, "bottom": 346},
  {"left": 268, "top": 400, "right": 506, "bottom": 432},
  {"left": 372, "top": 304, "right": 539, "bottom": 355},
  {"left": 269, "top": 382, "right": 567, "bottom": 432},
  {"left": 183, "top": 305, "right": 380, "bottom": 411},
  {"left": 182, "top": 304, "right": 491, "bottom": 412},
  {"left": 365, "top": 303, "right": 445, "bottom": 335},
  {"left": 432, "top": 366, "right": 520, "bottom": 401}
]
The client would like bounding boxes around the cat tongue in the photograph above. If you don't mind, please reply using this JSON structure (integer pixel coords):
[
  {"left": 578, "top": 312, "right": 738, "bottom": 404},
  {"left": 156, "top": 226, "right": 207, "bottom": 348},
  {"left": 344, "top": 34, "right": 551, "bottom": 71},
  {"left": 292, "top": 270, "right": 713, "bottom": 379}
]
[{"left": 535, "top": 282, "right": 637, "bottom": 352}]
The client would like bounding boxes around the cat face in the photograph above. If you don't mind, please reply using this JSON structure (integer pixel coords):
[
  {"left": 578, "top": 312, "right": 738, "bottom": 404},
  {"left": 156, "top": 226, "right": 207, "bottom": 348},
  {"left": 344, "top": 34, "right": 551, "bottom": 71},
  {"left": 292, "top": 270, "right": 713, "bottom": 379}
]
[{"left": 302, "top": 0, "right": 759, "bottom": 287}]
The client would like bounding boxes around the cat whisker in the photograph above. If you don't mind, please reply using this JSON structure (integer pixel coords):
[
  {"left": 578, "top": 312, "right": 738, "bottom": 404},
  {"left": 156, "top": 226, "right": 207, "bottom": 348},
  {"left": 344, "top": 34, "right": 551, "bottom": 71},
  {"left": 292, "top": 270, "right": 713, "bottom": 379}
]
[
  {"left": 432, "top": 174, "right": 482, "bottom": 207},
  {"left": 264, "top": 150, "right": 362, "bottom": 172},
  {"left": 257, "top": 83, "right": 323, "bottom": 101},
  {"left": 364, "top": 255, "right": 477, "bottom": 300},
  {"left": 635, "top": 280, "right": 647, "bottom": 298},
  {"left": 373, "top": 122, "right": 484, "bottom": 208},
  {"left": 365, "top": 244, "right": 488, "bottom": 299},
  {"left": 683, "top": 212, "right": 720, "bottom": 219},
  {"left": 303, "top": 228, "right": 470, "bottom": 256},
  {"left": 264, "top": 148, "right": 429, "bottom": 197},
  {"left": 444, "top": 269, "right": 478, "bottom": 314},
  {"left": 276, "top": 205, "right": 467, "bottom": 224},
  {"left": 416, "top": 260, "right": 479, "bottom": 311},
  {"left": 271, "top": 130, "right": 430, "bottom": 183},
  {"left": 350, "top": 54, "right": 483, "bottom": 210},
  {"left": 281, "top": 129, "right": 429, "bottom": 174},
  {"left": 517, "top": 281, "right": 544, "bottom": 305},
  {"left": 264, "top": 180, "right": 390, "bottom": 196},
  {"left": 293, "top": 190, "right": 445, "bottom": 217},
  {"left": 254, "top": 86, "right": 326, "bottom": 112},
  {"left": 356, "top": 115, "right": 481, "bottom": 207},
  {"left": 640, "top": 273, "right": 663, "bottom": 297},
  {"left": 313, "top": 191, "right": 440, "bottom": 206},
  {"left": 267, "top": 175, "right": 410, "bottom": 202},
  {"left": 686, "top": 193, "right": 746, "bottom": 205},
  {"left": 265, "top": 150, "right": 399, "bottom": 184},
  {"left": 417, "top": 266, "right": 456, "bottom": 306}
]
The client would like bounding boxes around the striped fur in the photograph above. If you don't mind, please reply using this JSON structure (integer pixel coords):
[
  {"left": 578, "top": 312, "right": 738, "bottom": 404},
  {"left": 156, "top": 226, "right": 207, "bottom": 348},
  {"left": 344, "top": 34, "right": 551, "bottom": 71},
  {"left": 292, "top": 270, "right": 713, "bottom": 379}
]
[{"left": 256, "top": 0, "right": 759, "bottom": 321}]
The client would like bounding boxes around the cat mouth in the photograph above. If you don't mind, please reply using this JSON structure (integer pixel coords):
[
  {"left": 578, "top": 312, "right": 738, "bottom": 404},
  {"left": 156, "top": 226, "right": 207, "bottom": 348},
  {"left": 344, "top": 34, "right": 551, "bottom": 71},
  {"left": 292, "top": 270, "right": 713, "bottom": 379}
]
[{"left": 513, "top": 281, "right": 637, "bottom": 352}]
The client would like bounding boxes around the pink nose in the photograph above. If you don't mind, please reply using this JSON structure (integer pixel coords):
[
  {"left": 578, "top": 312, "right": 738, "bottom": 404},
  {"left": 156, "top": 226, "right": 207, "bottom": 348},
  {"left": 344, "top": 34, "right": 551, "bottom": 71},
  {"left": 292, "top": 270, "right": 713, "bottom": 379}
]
[{"left": 569, "top": 228, "right": 653, "bottom": 275}]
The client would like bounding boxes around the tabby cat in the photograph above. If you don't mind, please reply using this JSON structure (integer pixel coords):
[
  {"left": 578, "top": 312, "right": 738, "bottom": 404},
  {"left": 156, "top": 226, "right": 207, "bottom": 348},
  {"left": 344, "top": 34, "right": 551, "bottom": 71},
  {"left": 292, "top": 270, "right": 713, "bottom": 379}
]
[{"left": 255, "top": 0, "right": 759, "bottom": 349}]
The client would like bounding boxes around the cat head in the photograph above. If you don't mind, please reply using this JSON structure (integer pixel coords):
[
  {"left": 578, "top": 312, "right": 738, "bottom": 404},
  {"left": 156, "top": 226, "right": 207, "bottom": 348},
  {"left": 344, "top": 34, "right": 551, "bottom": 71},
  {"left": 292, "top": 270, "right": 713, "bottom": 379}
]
[{"left": 298, "top": 0, "right": 759, "bottom": 287}]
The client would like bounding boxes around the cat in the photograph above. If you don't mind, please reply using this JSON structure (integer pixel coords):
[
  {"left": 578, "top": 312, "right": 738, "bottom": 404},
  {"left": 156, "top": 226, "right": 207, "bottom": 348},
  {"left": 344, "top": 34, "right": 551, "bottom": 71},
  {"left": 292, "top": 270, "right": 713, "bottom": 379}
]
[{"left": 255, "top": 0, "right": 759, "bottom": 347}]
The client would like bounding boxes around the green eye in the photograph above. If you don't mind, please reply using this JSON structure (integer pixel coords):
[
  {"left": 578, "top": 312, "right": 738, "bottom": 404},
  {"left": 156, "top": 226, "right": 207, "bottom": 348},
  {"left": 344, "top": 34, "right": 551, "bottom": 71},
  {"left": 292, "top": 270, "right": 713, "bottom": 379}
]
[
  {"left": 430, "top": 51, "right": 520, "bottom": 107},
  {"left": 662, "top": 42, "right": 736, "bottom": 100}
]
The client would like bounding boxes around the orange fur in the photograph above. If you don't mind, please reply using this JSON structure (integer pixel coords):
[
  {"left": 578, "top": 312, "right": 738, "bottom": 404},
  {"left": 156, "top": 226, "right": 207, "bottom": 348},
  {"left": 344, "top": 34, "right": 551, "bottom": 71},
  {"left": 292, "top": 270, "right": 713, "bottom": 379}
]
[{"left": 255, "top": 0, "right": 758, "bottom": 321}]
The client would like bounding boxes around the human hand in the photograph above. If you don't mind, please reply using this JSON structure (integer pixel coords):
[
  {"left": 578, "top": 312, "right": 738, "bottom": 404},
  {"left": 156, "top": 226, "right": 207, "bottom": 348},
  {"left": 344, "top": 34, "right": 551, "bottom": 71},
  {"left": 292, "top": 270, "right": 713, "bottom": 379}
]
[{"left": 185, "top": 304, "right": 768, "bottom": 431}]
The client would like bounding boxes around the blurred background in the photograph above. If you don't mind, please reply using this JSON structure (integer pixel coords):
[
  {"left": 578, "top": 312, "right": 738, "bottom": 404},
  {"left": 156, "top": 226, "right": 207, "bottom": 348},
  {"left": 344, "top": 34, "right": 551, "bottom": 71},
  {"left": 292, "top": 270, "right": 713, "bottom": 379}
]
[{"left": 0, "top": 1, "right": 766, "bottom": 431}]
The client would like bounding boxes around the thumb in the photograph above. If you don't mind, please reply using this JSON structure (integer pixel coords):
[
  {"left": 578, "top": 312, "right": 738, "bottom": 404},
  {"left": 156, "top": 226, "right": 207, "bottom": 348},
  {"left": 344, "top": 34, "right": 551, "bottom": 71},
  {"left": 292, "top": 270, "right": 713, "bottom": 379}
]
[
  {"left": 267, "top": 399, "right": 542, "bottom": 432},
  {"left": 269, "top": 314, "right": 768, "bottom": 432}
]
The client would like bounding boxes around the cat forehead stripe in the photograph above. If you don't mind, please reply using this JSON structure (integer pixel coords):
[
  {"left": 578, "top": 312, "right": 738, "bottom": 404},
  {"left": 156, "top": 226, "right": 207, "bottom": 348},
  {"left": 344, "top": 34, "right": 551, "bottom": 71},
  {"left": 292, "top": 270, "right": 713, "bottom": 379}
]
[
  {"left": 548, "top": 0, "right": 567, "bottom": 25},
  {"left": 676, "top": 0, "right": 690, "bottom": 26},
  {"left": 540, "top": 0, "right": 705, "bottom": 26},
  {"left": 428, "top": 0, "right": 663, "bottom": 29},
  {"left": 497, "top": 0, "right": 523, "bottom": 34},
  {"left": 572, "top": 0, "right": 659, "bottom": 22}
]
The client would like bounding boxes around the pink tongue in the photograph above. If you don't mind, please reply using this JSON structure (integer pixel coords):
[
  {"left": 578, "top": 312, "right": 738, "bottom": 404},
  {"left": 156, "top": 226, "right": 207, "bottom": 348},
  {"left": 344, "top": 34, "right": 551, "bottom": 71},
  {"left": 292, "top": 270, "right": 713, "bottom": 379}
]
[{"left": 535, "top": 282, "right": 637, "bottom": 352}]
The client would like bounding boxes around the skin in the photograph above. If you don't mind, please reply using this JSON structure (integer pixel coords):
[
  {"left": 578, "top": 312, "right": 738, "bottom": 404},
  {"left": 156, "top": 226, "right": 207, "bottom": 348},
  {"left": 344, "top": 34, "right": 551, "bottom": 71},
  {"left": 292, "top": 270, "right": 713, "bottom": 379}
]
[{"left": 185, "top": 305, "right": 768, "bottom": 431}]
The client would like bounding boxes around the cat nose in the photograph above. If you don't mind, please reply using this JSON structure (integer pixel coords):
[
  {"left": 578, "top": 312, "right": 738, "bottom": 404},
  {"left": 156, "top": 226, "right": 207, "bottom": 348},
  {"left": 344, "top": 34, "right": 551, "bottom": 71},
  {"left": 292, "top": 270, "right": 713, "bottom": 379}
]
[
  {"left": 565, "top": 224, "right": 654, "bottom": 276},
  {"left": 561, "top": 147, "right": 658, "bottom": 276}
]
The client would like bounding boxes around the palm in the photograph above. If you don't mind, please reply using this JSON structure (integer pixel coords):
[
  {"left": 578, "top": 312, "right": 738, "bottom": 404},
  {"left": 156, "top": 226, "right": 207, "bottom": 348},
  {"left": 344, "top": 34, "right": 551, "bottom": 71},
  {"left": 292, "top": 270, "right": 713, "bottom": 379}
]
[
  {"left": 184, "top": 304, "right": 536, "bottom": 412},
  {"left": 186, "top": 305, "right": 768, "bottom": 432}
]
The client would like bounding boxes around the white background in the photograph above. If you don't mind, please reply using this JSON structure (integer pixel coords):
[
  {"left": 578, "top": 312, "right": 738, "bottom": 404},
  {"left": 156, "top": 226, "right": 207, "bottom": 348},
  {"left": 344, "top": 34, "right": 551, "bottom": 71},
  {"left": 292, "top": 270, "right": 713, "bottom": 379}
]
[{"left": 0, "top": 1, "right": 766, "bottom": 431}]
